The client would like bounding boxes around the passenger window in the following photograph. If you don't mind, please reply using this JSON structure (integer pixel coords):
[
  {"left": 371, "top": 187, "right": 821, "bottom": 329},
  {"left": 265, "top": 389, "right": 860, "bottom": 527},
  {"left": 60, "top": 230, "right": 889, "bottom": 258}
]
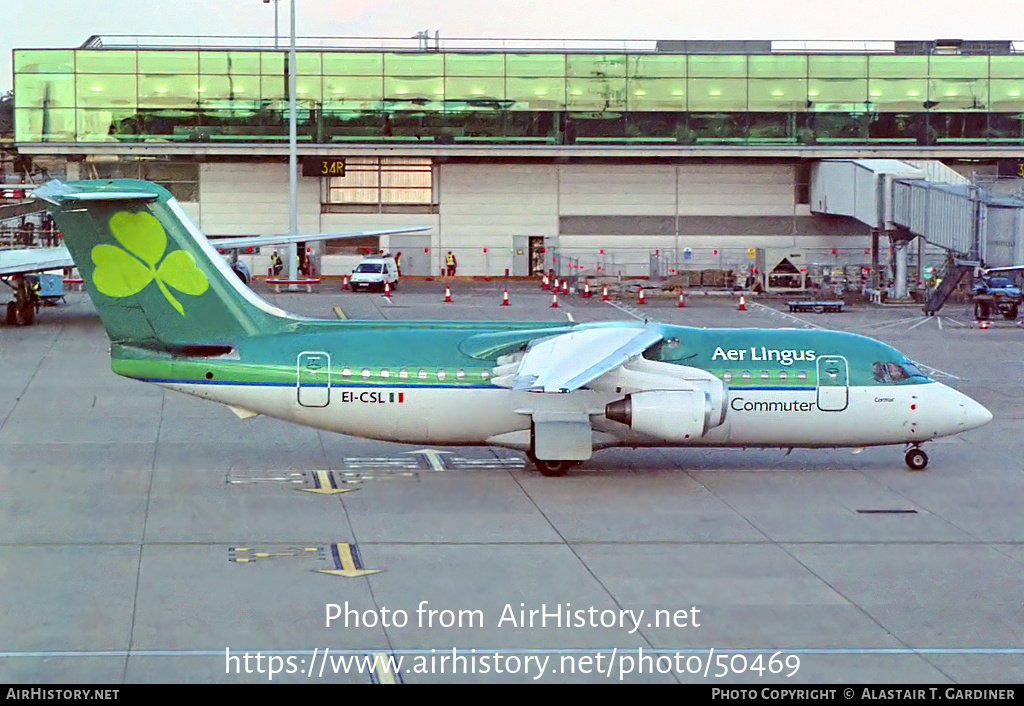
[
  {"left": 760, "top": 370, "right": 770, "bottom": 381},
  {"left": 380, "top": 369, "right": 390, "bottom": 379},
  {"left": 399, "top": 369, "right": 408, "bottom": 379},
  {"left": 741, "top": 370, "right": 751, "bottom": 381},
  {"left": 361, "top": 368, "right": 371, "bottom": 379},
  {"left": 481, "top": 370, "right": 491, "bottom": 380},
  {"left": 437, "top": 370, "right": 447, "bottom": 380},
  {"left": 418, "top": 369, "right": 427, "bottom": 380},
  {"left": 779, "top": 370, "right": 788, "bottom": 382},
  {"left": 722, "top": 370, "right": 733, "bottom": 382},
  {"left": 456, "top": 370, "right": 465, "bottom": 380},
  {"left": 797, "top": 371, "right": 807, "bottom": 381},
  {"left": 341, "top": 367, "right": 352, "bottom": 378}
]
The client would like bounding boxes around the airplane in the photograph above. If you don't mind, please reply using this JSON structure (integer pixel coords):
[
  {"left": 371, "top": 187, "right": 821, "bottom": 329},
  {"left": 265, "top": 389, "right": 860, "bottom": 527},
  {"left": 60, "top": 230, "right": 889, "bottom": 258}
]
[
  {"left": 33, "top": 178, "right": 993, "bottom": 476},
  {"left": 1, "top": 199, "right": 427, "bottom": 325}
]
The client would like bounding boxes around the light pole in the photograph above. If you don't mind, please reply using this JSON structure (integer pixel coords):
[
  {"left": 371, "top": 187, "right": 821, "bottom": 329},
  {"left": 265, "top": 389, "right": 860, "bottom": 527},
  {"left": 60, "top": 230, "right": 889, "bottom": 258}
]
[
  {"left": 287, "top": 0, "right": 298, "bottom": 286},
  {"left": 262, "top": 0, "right": 281, "bottom": 48}
]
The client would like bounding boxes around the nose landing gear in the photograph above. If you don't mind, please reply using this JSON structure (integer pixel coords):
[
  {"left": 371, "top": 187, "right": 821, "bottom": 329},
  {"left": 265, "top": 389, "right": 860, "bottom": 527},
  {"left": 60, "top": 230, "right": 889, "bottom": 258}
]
[{"left": 905, "top": 446, "right": 928, "bottom": 471}]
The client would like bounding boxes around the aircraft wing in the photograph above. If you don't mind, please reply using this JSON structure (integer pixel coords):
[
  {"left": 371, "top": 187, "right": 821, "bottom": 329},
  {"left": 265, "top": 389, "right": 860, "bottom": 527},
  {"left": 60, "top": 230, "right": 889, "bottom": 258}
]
[
  {"left": 210, "top": 227, "right": 431, "bottom": 251},
  {"left": 512, "top": 325, "right": 663, "bottom": 393},
  {"left": 0, "top": 246, "right": 75, "bottom": 278}
]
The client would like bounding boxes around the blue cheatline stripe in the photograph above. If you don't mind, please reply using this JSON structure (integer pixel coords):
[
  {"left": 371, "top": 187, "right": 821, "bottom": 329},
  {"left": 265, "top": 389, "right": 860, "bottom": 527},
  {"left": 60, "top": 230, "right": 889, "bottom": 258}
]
[
  {"left": 136, "top": 377, "right": 495, "bottom": 390},
  {"left": 3, "top": 647, "right": 1024, "bottom": 658}
]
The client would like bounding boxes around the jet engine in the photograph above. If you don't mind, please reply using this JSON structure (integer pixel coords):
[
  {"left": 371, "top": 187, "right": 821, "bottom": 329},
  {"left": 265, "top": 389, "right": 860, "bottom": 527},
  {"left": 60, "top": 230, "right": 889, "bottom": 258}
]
[{"left": 605, "top": 387, "right": 726, "bottom": 441}]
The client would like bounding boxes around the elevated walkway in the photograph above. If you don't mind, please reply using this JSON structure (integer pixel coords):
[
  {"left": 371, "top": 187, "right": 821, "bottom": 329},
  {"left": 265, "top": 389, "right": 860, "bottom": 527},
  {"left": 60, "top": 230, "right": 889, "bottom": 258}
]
[{"left": 811, "top": 158, "right": 1024, "bottom": 314}]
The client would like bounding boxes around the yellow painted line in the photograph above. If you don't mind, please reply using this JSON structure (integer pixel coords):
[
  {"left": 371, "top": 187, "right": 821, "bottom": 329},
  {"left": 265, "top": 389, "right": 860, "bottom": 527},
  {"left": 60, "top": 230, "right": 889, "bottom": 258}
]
[
  {"left": 373, "top": 652, "right": 397, "bottom": 684},
  {"left": 318, "top": 543, "right": 382, "bottom": 578},
  {"left": 333, "top": 306, "right": 347, "bottom": 320},
  {"left": 301, "top": 470, "right": 354, "bottom": 495}
]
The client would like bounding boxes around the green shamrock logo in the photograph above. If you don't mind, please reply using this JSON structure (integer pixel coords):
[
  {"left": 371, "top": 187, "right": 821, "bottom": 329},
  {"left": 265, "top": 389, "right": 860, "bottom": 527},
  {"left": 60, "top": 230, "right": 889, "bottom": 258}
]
[{"left": 91, "top": 210, "right": 209, "bottom": 316}]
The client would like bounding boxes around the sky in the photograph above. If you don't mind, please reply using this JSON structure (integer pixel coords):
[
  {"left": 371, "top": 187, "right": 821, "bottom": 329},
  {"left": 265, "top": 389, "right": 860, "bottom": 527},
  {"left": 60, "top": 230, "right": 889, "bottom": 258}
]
[{"left": 5, "top": 0, "right": 1024, "bottom": 92}]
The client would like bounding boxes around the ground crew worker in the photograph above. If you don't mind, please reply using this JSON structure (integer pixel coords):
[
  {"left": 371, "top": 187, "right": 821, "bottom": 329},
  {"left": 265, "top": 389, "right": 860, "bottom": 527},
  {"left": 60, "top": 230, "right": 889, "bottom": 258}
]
[
  {"left": 446, "top": 251, "right": 457, "bottom": 277},
  {"left": 395, "top": 251, "right": 402, "bottom": 277},
  {"left": 271, "top": 251, "right": 283, "bottom": 276}
]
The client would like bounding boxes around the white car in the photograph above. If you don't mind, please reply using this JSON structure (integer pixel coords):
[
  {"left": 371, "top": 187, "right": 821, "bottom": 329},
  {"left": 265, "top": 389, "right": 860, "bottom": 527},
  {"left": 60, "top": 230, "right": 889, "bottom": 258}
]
[{"left": 350, "top": 256, "right": 399, "bottom": 292}]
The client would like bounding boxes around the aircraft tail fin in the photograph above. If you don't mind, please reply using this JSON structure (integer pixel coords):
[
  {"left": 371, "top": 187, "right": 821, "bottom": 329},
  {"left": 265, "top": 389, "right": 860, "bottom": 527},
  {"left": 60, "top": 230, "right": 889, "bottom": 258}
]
[{"left": 34, "top": 179, "right": 293, "bottom": 346}]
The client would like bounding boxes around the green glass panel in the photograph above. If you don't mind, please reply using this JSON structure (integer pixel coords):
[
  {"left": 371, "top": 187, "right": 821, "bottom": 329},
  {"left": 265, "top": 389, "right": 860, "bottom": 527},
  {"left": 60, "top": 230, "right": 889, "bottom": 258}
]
[
  {"left": 197, "top": 75, "right": 261, "bottom": 107},
  {"left": 138, "top": 51, "right": 198, "bottom": 74},
  {"left": 506, "top": 77, "right": 566, "bottom": 108},
  {"left": 988, "top": 80, "right": 1024, "bottom": 111},
  {"left": 384, "top": 53, "right": 444, "bottom": 76},
  {"left": 868, "top": 78, "right": 928, "bottom": 110},
  {"left": 323, "top": 52, "right": 384, "bottom": 75},
  {"left": 688, "top": 55, "right": 747, "bottom": 77},
  {"left": 200, "top": 51, "right": 261, "bottom": 75},
  {"left": 323, "top": 76, "right": 383, "bottom": 105},
  {"left": 808, "top": 55, "right": 867, "bottom": 78},
  {"left": 14, "top": 108, "right": 76, "bottom": 142},
  {"left": 567, "top": 77, "right": 626, "bottom": 110},
  {"left": 868, "top": 55, "right": 928, "bottom": 78},
  {"left": 748, "top": 55, "right": 807, "bottom": 78},
  {"left": 687, "top": 78, "right": 747, "bottom": 111},
  {"left": 138, "top": 75, "right": 198, "bottom": 107},
  {"left": 747, "top": 78, "right": 808, "bottom": 111},
  {"left": 384, "top": 76, "right": 444, "bottom": 102},
  {"left": 928, "top": 78, "right": 988, "bottom": 110},
  {"left": 294, "top": 52, "right": 321, "bottom": 74},
  {"left": 445, "top": 76, "right": 506, "bottom": 102},
  {"left": 260, "top": 75, "right": 288, "bottom": 101},
  {"left": 76, "top": 50, "right": 136, "bottom": 74},
  {"left": 295, "top": 75, "right": 322, "bottom": 103},
  {"left": 15, "top": 74, "right": 75, "bottom": 109},
  {"left": 261, "top": 52, "right": 286, "bottom": 75},
  {"left": 567, "top": 54, "right": 626, "bottom": 78},
  {"left": 627, "top": 55, "right": 686, "bottom": 78},
  {"left": 445, "top": 53, "right": 505, "bottom": 76},
  {"left": 626, "top": 78, "right": 686, "bottom": 110},
  {"left": 989, "top": 56, "right": 1024, "bottom": 79},
  {"left": 14, "top": 50, "right": 74, "bottom": 74},
  {"left": 929, "top": 56, "right": 988, "bottom": 78},
  {"left": 505, "top": 54, "right": 565, "bottom": 77},
  {"left": 76, "top": 74, "right": 138, "bottom": 108},
  {"left": 77, "top": 108, "right": 138, "bottom": 141},
  {"left": 808, "top": 78, "right": 868, "bottom": 105}
]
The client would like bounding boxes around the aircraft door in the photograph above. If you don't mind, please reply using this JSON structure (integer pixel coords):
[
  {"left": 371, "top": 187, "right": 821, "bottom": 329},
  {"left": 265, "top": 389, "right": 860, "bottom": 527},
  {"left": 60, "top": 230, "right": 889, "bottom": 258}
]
[
  {"left": 297, "top": 351, "right": 330, "bottom": 407},
  {"left": 815, "top": 355, "right": 849, "bottom": 412}
]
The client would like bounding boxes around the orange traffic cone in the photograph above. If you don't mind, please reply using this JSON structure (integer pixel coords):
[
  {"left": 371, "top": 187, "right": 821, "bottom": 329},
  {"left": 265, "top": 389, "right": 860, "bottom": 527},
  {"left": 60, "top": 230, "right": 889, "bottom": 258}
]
[
  {"left": 342, "top": 275, "right": 349, "bottom": 290},
  {"left": 502, "top": 288, "right": 510, "bottom": 306},
  {"left": 738, "top": 294, "right": 746, "bottom": 311},
  {"left": 553, "top": 277, "right": 560, "bottom": 292},
  {"left": 979, "top": 319, "right": 990, "bottom": 329},
  {"left": 584, "top": 282, "right": 591, "bottom": 298},
  {"left": 562, "top": 280, "right": 568, "bottom": 295},
  {"left": 444, "top": 286, "right": 452, "bottom": 303},
  {"left": 542, "top": 274, "right": 549, "bottom": 290},
  {"left": 602, "top": 285, "right": 609, "bottom": 301},
  {"left": 550, "top": 292, "right": 559, "bottom": 308},
  {"left": 384, "top": 282, "right": 392, "bottom": 297},
  {"left": 638, "top": 288, "right": 646, "bottom": 305},
  {"left": 678, "top": 290, "right": 686, "bottom": 307}
]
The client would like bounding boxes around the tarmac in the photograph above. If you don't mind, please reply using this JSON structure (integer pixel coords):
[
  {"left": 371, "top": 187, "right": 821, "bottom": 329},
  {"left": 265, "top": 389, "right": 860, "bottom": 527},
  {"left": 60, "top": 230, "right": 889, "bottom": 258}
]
[{"left": 1, "top": 280, "right": 1022, "bottom": 684}]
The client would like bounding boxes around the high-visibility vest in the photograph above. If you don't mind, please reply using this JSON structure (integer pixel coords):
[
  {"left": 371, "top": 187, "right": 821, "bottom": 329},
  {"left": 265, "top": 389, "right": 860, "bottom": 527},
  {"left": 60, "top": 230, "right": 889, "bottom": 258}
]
[{"left": 446, "top": 253, "right": 455, "bottom": 266}]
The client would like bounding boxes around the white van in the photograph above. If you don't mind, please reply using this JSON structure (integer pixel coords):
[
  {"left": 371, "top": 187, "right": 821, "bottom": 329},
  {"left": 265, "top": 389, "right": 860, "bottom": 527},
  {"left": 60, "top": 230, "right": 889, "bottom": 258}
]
[{"left": 350, "top": 256, "right": 399, "bottom": 292}]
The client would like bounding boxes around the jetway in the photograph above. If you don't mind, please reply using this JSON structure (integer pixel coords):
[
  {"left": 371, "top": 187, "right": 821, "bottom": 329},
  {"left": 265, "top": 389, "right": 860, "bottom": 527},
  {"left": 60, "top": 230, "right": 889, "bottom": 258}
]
[{"left": 811, "top": 159, "right": 1024, "bottom": 311}]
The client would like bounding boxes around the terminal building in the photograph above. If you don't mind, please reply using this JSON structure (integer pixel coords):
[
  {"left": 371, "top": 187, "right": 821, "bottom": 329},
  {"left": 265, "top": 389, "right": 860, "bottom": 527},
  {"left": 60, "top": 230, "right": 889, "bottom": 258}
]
[{"left": 8, "top": 36, "right": 1024, "bottom": 286}]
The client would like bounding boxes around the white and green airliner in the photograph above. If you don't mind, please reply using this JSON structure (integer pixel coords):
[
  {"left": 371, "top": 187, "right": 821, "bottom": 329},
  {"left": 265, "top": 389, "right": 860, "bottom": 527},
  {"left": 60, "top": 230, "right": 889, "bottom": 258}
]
[{"left": 35, "top": 179, "right": 992, "bottom": 476}]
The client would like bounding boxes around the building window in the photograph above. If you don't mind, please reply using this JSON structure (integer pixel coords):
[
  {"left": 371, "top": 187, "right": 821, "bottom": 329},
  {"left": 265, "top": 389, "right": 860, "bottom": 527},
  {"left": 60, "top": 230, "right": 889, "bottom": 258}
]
[
  {"left": 325, "top": 157, "right": 434, "bottom": 213},
  {"left": 85, "top": 160, "right": 198, "bottom": 202}
]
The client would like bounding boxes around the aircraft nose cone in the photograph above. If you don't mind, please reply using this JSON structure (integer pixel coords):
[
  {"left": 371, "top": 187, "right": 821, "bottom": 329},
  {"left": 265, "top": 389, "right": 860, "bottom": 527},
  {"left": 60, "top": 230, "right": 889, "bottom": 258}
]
[{"left": 960, "top": 397, "right": 993, "bottom": 431}]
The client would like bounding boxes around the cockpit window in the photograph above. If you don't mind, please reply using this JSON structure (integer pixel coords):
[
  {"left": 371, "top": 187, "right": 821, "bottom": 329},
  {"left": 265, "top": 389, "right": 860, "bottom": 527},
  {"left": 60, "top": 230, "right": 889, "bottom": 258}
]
[
  {"left": 887, "top": 362, "right": 909, "bottom": 382},
  {"left": 873, "top": 360, "right": 928, "bottom": 383}
]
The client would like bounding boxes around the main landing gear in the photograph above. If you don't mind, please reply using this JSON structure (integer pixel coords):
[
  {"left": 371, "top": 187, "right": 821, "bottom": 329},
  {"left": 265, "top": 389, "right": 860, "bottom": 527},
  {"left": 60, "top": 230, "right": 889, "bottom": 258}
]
[
  {"left": 3, "top": 276, "right": 38, "bottom": 326},
  {"left": 905, "top": 445, "right": 929, "bottom": 471},
  {"left": 525, "top": 451, "right": 572, "bottom": 477}
]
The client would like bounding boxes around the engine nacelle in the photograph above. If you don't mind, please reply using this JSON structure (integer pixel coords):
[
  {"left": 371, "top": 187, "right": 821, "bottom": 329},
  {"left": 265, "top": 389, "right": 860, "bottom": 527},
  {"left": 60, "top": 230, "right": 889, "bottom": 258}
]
[{"left": 605, "top": 389, "right": 718, "bottom": 441}]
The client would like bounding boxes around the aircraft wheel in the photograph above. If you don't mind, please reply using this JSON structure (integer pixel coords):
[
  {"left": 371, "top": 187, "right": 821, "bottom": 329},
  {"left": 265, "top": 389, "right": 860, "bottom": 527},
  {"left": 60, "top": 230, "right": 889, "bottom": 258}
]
[
  {"left": 905, "top": 448, "right": 928, "bottom": 471},
  {"left": 536, "top": 459, "right": 570, "bottom": 477},
  {"left": 5, "top": 302, "right": 16, "bottom": 326},
  {"left": 16, "top": 299, "right": 35, "bottom": 326}
]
